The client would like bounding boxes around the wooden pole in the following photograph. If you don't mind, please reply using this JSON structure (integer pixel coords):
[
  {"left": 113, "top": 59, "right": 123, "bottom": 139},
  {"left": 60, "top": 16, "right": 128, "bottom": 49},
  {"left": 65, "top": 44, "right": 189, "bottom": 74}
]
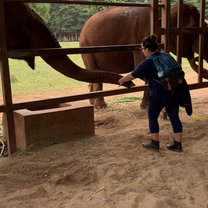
[
  {"left": 198, "top": 0, "right": 205, "bottom": 83},
  {"left": 0, "top": 0, "right": 17, "bottom": 155},
  {"left": 176, "top": 0, "right": 183, "bottom": 64},
  {"left": 150, "top": 0, "right": 159, "bottom": 36},
  {"left": 161, "top": 0, "right": 171, "bottom": 52}
]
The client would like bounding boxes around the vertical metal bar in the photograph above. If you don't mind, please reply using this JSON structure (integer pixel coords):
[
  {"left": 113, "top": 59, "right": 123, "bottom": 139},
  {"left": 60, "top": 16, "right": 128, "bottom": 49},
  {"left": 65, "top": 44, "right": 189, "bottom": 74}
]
[
  {"left": 0, "top": 0, "right": 17, "bottom": 155},
  {"left": 198, "top": 0, "right": 205, "bottom": 83}
]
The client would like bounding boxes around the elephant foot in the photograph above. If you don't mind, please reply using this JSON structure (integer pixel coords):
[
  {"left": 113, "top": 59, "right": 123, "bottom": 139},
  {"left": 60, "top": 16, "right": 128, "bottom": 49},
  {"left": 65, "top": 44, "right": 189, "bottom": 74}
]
[
  {"left": 90, "top": 98, "right": 108, "bottom": 109},
  {"left": 140, "top": 100, "right": 148, "bottom": 109}
]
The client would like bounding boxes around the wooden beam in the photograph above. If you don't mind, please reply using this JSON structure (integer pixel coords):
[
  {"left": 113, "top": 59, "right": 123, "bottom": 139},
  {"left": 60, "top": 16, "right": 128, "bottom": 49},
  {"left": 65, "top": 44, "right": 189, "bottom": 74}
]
[
  {"left": 161, "top": 0, "right": 171, "bottom": 51},
  {"left": 4, "top": 0, "right": 151, "bottom": 7},
  {"left": 150, "top": 0, "right": 159, "bottom": 35},
  {"left": 0, "top": 0, "right": 17, "bottom": 155},
  {"left": 198, "top": 0, "right": 206, "bottom": 83},
  {"left": 8, "top": 44, "right": 142, "bottom": 58},
  {"left": 12, "top": 85, "right": 149, "bottom": 111},
  {"left": 176, "top": 0, "right": 183, "bottom": 64},
  {"left": 8, "top": 44, "right": 166, "bottom": 58},
  {"left": 0, "top": 81, "right": 206, "bottom": 113},
  {"left": 169, "top": 27, "right": 208, "bottom": 34}
]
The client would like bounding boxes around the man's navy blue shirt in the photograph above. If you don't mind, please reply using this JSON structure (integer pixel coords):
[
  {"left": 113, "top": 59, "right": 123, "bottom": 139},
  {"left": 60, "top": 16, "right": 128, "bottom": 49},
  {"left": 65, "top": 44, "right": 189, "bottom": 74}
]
[{"left": 131, "top": 51, "right": 161, "bottom": 89}]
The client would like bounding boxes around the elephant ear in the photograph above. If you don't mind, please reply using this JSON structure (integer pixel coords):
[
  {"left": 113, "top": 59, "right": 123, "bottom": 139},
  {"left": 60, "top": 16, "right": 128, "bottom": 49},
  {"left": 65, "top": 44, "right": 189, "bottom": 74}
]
[
  {"left": 20, "top": 19, "right": 36, "bottom": 70},
  {"left": 24, "top": 57, "right": 35, "bottom": 70}
]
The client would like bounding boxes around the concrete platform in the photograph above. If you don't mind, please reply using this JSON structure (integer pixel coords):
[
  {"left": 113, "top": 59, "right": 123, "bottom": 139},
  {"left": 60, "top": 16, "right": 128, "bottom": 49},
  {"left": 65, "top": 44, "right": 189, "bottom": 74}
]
[{"left": 13, "top": 102, "right": 94, "bottom": 150}]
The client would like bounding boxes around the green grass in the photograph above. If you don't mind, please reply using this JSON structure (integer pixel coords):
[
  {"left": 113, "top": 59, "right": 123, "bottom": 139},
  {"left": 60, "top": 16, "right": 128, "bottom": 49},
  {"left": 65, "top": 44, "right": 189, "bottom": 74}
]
[
  {"left": 108, "top": 96, "right": 142, "bottom": 103},
  {"left": 170, "top": 53, "right": 190, "bottom": 72}
]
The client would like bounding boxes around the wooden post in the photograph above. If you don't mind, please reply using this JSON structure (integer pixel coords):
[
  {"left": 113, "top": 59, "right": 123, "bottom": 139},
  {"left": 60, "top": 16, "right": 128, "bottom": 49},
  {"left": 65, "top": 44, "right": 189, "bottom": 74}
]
[
  {"left": 176, "top": 0, "right": 183, "bottom": 64},
  {"left": 150, "top": 0, "right": 159, "bottom": 36},
  {"left": 198, "top": 0, "right": 205, "bottom": 83},
  {"left": 161, "top": 0, "right": 171, "bottom": 52},
  {"left": 0, "top": 0, "right": 17, "bottom": 155}
]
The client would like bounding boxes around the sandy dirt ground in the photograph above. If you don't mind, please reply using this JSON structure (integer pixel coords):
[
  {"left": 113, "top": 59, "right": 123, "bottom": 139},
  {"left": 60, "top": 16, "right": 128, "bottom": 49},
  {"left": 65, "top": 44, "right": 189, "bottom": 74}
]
[{"left": 0, "top": 71, "right": 208, "bottom": 208}]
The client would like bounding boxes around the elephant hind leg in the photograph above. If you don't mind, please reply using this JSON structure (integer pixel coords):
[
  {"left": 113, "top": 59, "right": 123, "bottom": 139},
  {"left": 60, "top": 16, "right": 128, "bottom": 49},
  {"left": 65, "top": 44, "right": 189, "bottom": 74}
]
[{"left": 89, "top": 83, "right": 107, "bottom": 109}]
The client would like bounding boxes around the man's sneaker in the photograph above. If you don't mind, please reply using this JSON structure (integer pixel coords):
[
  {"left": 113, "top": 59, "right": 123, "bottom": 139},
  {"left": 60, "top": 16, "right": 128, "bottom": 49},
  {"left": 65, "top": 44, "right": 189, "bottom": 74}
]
[
  {"left": 166, "top": 140, "right": 183, "bottom": 152},
  {"left": 142, "top": 140, "right": 159, "bottom": 152}
]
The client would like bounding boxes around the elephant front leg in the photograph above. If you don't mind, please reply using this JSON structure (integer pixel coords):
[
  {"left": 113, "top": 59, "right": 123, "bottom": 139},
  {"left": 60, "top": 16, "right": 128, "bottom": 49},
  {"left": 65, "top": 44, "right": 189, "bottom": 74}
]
[{"left": 89, "top": 83, "right": 107, "bottom": 109}]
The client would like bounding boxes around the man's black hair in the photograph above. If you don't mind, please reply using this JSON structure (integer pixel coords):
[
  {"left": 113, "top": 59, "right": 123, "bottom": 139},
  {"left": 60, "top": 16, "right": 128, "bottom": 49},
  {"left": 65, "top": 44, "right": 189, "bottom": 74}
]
[{"left": 142, "top": 35, "right": 158, "bottom": 51}]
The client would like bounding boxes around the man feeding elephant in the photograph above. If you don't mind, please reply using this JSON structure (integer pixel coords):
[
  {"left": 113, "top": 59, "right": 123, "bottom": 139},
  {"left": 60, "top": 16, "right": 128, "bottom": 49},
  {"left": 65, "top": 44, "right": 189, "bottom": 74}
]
[{"left": 119, "top": 35, "right": 192, "bottom": 153}]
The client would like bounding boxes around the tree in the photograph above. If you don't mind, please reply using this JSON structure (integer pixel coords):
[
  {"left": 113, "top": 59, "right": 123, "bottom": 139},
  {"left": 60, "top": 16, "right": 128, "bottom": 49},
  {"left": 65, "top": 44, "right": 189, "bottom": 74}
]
[
  {"left": 28, "top": 3, "right": 51, "bottom": 22},
  {"left": 48, "top": 4, "right": 91, "bottom": 34}
]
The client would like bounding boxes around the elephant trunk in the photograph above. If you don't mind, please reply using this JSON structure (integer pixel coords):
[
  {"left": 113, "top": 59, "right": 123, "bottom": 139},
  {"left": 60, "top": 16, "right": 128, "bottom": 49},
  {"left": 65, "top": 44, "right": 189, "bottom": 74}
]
[
  {"left": 39, "top": 34, "right": 123, "bottom": 84},
  {"left": 40, "top": 43, "right": 123, "bottom": 85},
  {"left": 188, "top": 57, "right": 208, "bottom": 79},
  {"left": 42, "top": 54, "right": 123, "bottom": 84}
]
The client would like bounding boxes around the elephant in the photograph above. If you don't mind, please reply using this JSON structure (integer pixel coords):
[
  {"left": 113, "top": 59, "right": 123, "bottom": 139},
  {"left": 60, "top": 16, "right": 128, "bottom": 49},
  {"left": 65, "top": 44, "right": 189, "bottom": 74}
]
[
  {"left": 79, "top": 3, "right": 208, "bottom": 109},
  {"left": 3, "top": 2, "right": 133, "bottom": 89}
]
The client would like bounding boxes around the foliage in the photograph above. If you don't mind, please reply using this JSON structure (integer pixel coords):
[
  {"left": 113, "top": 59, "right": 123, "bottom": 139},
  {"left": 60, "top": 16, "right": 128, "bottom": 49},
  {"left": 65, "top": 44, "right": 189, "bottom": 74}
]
[
  {"left": 48, "top": 4, "right": 91, "bottom": 33},
  {"left": 28, "top": 3, "right": 51, "bottom": 22}
]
